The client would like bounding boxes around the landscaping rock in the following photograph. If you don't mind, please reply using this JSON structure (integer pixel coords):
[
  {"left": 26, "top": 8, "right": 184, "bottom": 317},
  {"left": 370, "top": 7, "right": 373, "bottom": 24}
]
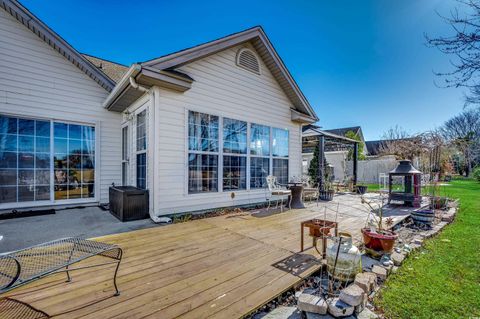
[
  {"left": 306, "top": 313, "right": 355, "bottom": 319},
  {"left": 354, "top": 274, "right": 371, "bottom": 293},
  {"left": 412, "top": 236, "right": 423, "bottom": 245},
  {"left": 339, "top": 284, "right": 365, "bottom": 306},
  {"left": 327, "top": 297, "right": 354, "bottom": 317},
  {"left": 354, "top": 272, "right": 377, "bottom": 293},
  {"left": 361, "top": 255, "right": 381, "bottom": 271},
  {"left": 297, "top": 293, "right": 328, "bottom": 314},
  {"left": 357, "top": 308, "right": 379, "bottom": 319},
  {"left": 262, "top": 306, "right": 302, "bottom": 319},
  {"left": 383, "top": 263, "right": 393, "bottom": 274},
  {"left": 391, "top": 266, "right": 399, "bottom": 274},
  {"left": 371, "top": 265, "right": 387, "bottom": 280},
  {"left": 390, "top": 252, "right": 406, "bottom": 266},
  {"left": 305, "top": 312, "right": 336, "bottom": 319}
]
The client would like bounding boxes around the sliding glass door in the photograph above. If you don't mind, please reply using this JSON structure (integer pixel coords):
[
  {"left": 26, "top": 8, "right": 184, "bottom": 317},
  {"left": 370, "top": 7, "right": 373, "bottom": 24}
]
[{"left": 0, "top": 114, "right": 96, "bottom": 206}]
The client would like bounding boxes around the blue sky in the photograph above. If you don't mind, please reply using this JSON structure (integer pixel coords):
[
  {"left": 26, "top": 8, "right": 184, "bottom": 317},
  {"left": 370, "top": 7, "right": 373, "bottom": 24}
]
[{"left": 22, "top": 0, "right": 465, "bottom": 140}]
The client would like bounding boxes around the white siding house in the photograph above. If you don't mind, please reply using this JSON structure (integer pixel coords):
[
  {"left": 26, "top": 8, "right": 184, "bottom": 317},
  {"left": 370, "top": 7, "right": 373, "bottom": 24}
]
[
  {"left": 0, "top": 0, "right": 318, "bottom": 219},
  {"left": 0, "top": 1, "right": 122, "bottom": 210}
]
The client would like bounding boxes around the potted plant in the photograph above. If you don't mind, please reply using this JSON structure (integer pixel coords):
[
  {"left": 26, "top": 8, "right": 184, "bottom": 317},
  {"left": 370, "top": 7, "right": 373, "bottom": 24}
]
[
  {"left": 356, "top": 184, "right": 368, "bottom": 195},
  {"left": 318, "top": 168, "right": 334, "bottom": 201},
  {"left": 360, "top": 194, "right": 398, "bottom": 257},
  {"left": 355, "top": 165, "right": 368, "bottom": 194}
]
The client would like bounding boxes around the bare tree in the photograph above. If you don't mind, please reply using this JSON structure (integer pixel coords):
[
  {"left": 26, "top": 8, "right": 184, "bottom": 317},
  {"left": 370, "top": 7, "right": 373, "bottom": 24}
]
[
  {"left": 440, "top": 107, "right": 480, "bottom": 175},
  {"left": 425, "top": 0, "right": 480, "bottom": 104},
  {"left": 378, "top": 126, "right": 424, "bottom": 161}
]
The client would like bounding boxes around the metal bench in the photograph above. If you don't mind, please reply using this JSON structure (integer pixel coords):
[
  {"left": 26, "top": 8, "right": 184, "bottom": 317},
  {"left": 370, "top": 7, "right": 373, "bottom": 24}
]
[{"left": 0, "top": 237, "right": 122, "bottom": 297}]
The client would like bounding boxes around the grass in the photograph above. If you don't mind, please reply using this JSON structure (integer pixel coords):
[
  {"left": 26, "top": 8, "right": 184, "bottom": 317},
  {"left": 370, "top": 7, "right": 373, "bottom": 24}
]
[{"left": 375, "top": 178, "right": 480, "bottom": 319}]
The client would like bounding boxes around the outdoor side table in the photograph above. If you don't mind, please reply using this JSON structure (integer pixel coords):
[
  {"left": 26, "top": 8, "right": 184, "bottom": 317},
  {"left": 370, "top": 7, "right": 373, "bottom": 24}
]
[
  {"left": 300, "top": 219, "right": 338, "bottom": 258},
  {"left": 287, "top": 183, "right": 305, "bottom": 209}
]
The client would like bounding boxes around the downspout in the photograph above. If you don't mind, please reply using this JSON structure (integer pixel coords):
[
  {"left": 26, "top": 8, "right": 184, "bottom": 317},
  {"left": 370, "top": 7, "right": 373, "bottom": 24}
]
[{"left": 129, "top": 76, "right": 162, "bottom": 223}]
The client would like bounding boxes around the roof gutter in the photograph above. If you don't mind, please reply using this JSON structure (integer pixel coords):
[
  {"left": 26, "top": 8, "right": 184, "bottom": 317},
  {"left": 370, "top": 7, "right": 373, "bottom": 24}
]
[{"left": 103, "top": 64, "right": 142, "bottom": 110}]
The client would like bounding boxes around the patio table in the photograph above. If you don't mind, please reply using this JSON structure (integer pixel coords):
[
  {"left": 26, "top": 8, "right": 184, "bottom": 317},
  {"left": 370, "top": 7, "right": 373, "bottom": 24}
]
[{"left": 287, "top": 183, "right": 305, "bottom": 209}]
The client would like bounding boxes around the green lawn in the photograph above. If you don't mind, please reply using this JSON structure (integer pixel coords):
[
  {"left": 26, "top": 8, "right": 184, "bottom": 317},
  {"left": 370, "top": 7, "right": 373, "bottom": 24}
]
[{"left": 375, "top": 179, "right": 480, "bottom": 319}]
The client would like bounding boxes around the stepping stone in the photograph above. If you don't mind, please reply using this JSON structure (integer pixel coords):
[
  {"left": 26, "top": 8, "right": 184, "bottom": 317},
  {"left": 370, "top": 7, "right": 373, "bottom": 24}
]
[
  {"left": 390, "top": 252, "right": 405, "bottom": 266},
  {"left": 297, "top": 293, "right": 328, "bottom": 314},
  {"left": 327, "top": 297, "right": 354, "bottom": 317},
  {"left": 262, "top": 306, "right": 302, "bottom": 319},
  {"left": 372, "top": 265, "right": 387, "bottom": 280},
  {"left": 339, "top": 284, "right": 365, "bottom": 306}
]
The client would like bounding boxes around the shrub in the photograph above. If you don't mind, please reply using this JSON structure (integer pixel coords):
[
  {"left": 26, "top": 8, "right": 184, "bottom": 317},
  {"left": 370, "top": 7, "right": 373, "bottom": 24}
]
[{"left": 473, "top": 166, "right": 480, "bottom": 182}]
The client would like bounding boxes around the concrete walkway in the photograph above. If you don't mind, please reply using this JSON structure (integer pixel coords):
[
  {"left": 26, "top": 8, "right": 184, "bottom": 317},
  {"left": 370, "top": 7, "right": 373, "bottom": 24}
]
[{"left": 0, "top": 206, "right": 156, "bottom": 253}]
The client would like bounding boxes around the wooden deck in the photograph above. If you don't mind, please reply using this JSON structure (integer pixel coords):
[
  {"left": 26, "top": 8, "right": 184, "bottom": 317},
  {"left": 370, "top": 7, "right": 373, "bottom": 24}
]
[{"left": 3, "top": 194, "right": 412, "bottom": 318}]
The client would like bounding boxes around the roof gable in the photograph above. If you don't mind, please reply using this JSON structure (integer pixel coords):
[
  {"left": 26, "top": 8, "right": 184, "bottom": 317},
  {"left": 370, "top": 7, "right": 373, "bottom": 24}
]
[
  {"left": 1, "top": 0, "right": 115, "bottom": 92},
  {"left": 142, "top": 27, "right": 318, "bottom": 121}
]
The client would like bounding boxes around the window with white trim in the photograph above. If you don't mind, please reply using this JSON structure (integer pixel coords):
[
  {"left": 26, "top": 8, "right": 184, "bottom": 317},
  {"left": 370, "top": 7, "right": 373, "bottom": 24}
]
[
  {"left": 136, "top": 110, "right": 147, "bottom": 189},
  {"left": 186, "top": 111, "right": 289, "bottom": 193},
  {"left": 188, "top": 111, "right": 219, "bottom": 193},
  {"left": 223, "top": 118, "right": 247, "bottom": 191},
  {"left": 250, "top": 123, "right": 270, "bottom": 189},
  {"left": 272, "top": 128, "right": 289, "bottom": 185}
]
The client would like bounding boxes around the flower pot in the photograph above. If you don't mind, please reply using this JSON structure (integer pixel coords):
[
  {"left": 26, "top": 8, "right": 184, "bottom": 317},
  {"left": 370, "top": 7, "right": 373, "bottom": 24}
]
[
  {"left": 356, "top": 185, "right": 368, "bottom": 195},
  {"left": 411, "top": 209, "right": 435, "bottom": 225},
  {"left": 308, "top": 219, "right": 334, "bottom": 237},
  {"left": 319, "top": 190, "right": 334, "bottom": 201},
  {"left": 361, "top": 227, "right": 398, "bottom": 256}
]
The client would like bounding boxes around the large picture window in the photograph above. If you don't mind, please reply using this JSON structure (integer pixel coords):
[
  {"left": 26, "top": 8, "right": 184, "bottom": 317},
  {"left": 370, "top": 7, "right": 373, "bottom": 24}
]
[
  {"left": 186, "top": 111, "right": 289, "bottom": 194},
  {"left": 0, "top": 114, "right": 96, "bottom": 205},
  {"left": 188, "top": 111, "right": 219, "bottom": 193}
]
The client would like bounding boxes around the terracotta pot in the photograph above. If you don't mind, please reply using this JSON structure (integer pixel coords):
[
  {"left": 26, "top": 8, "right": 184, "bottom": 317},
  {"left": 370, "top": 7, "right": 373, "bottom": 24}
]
[
  {"left": 361, "top": 227, "right": 398, "bottom": 254},
  {"left": 309, "top": 225, "right": 332, "bottom": 237}
]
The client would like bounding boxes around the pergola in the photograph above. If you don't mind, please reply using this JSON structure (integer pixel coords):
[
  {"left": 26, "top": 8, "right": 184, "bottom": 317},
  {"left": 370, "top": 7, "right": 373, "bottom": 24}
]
[{"left": 302, "top": 126, "right": 359, "bottom": 190}]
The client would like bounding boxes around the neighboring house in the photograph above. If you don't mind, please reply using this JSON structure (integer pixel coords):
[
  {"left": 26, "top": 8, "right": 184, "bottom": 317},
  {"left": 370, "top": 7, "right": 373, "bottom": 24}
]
[
  {"left": 365, "top": 140, "right": 386, "bottom": 156},
  {"left": 324, "top": 126, "right": 364, "bottom": 141},
  {"left": 0, "top": 0, "right": 318, "bottom": 219}
]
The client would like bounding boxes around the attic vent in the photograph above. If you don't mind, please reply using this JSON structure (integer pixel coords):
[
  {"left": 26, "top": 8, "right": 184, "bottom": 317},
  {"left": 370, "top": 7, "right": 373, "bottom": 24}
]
[{"left": 236, "top": 48, "right": 260, "bottom": 74}]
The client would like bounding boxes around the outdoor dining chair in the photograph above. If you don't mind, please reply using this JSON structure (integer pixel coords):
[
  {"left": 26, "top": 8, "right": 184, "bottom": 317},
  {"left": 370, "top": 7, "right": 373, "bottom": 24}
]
[{"left": 265, "top": 175, "right": 292, "bottom": 212}]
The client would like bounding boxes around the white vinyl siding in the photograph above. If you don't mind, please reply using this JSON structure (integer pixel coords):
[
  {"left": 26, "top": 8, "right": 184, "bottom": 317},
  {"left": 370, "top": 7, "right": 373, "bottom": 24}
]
[
  {"left": 0, "top": 8, "right": 121, "bottom": 209},
  {"left": 152, "top": 43, "right": 302, "bottom": 215}
]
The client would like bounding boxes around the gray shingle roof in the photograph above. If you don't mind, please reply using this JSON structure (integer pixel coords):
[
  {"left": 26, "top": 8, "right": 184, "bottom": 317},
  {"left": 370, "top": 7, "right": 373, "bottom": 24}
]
[
  {"left": 324, "top": 126, "right": 362, "bottom": 137},
  {"left": 82, "top": 54, "right": 129, "bottom": 84}
]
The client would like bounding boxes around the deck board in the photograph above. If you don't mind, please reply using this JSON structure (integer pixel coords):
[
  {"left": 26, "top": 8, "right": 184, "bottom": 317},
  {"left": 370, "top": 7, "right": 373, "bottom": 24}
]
[{"left": 3, "top": 193, "right": 413, "bottom": 318}]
